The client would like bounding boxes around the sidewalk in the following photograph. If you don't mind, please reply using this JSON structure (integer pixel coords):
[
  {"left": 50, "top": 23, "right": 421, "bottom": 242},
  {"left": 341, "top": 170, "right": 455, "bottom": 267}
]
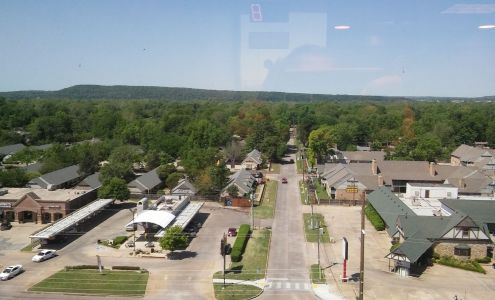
[{"left": 212, "top": 278, "right": 267, "bottom": 289}]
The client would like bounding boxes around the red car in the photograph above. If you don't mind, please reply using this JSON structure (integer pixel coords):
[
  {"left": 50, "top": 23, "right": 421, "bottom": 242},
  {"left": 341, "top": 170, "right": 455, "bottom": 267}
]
[
  {"left": 228, "top": 228, "right": 237, "bottom": 237},
  {"left": 282, "top": 177, "right": 288, "bottom": 184}
]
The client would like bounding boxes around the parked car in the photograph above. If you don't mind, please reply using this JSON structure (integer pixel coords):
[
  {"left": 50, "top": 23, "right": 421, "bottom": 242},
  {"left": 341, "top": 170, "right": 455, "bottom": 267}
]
[
  {"left": 227, "top": 227, "right": 237, "bottom": 237},
  {"left": 0, "top": 265, "right": 23, "bottom": 280},
  {"left": 282, "top": 177, "right": 288, "bottom": 184},
  {"left": 32, "top": 249, "right": 57, "bottom": 262},
  {"left": 0, "top": 222, "right": 12, "bottom": 231}
]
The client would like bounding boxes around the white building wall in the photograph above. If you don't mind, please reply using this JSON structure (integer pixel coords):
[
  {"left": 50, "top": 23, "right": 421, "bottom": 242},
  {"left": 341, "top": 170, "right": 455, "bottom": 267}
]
[{"left": 405, "top": 184, "right": 458, "bottom": 199}]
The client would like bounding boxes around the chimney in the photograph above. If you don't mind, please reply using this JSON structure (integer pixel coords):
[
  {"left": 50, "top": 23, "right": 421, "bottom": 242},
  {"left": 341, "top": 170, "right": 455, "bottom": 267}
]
[
  {"left": 371, "top": 159, "right": 377, "bottom": 175},
  {"left": 429, "top": 162, "right": 436, "bottom": 177},
  {"left": 378, "top": 175, "right": 384, "bottom": 186}
]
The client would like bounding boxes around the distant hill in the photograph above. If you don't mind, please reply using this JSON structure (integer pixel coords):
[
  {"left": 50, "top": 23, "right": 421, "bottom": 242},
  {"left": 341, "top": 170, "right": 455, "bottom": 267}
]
[
  {"left": 0, "top": 84, "right": 493, "bottom": 102},
  {"left": 0, "top": 84, "right": 411, "bottom": 102}
]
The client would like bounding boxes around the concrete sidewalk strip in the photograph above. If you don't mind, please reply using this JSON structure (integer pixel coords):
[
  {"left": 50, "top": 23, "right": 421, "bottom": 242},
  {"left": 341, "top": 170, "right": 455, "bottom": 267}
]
[
  {"left": 313, "top": 284, "right": 345, "bottom": 300},
  {"left": 212, "top": 278, "right": 267, "bottom": 288}
]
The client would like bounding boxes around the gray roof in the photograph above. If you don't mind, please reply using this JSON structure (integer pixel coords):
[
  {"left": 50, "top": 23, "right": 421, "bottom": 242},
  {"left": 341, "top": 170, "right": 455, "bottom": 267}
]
[
  {"left": 171, "top": 178, "right": 197, "bottom": 195},
  {"left": 243, "top": 149, "right": 262, "bottom": 165},
  {"left": 444, "top": 167, "right": 493, "bottom": 194},
  {"left": 128, "top": 168, "right": 162, "bottom": 192},
  {"left": 79, "top": 172, "right": 102, "bottom": 189},
  {"left": 29, "top": 165, "right": 81, "bottom": 188},
  {"left": 451, "top": 144, "right": 495, "bottom": 165},
  {"left": 224, "top": 169, "right": 256, "bottom": 195},
  {"left": 342, "top": 151, "right": 385, "bottom": 162},
  {"left": 0, "top": 144, "right": 26, "bottom": 156},
  {"left": 367, "top": 187, "right": 416, "bottom": 236}
]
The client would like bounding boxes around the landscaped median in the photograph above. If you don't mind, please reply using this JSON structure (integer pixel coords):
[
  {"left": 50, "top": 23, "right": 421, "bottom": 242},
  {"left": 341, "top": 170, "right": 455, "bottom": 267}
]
[
  {"left": 213, "top": 228, "right": 271, "bottom": 300},
  {"left": 310, "top": 264, "right": 326, "bottom": 284},
  {"left": 299, "top": 180, "right": 308, "bottom": 205},
  {"left": 303, "top": 213, "right": 330, "bottom": 243},
  {"left": 29, "top": 266, "right": 149, "bottom": 296},
  {"left": 253, "top": 180, "right": 278, "bottom": 219}
]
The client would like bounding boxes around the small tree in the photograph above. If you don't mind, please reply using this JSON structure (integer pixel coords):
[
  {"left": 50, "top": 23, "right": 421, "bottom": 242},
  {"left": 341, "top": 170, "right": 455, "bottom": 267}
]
[
  {"left": 98, "top": 177, "right": 130, "bottom": 200},
  {"left": 226, "top": 185, "right": 239, "bottom": 197},
  {"left": 166, "top": 172, "right": 182, "bottom": 189},
  {"left": 159, "top": 225, "right": 188, "bottom": 254}
]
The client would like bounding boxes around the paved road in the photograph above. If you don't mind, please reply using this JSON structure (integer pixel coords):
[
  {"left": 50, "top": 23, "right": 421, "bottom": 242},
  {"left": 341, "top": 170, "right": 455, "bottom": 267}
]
[{"left": 260, "top": 140, "right": 316, "bottom": 300}]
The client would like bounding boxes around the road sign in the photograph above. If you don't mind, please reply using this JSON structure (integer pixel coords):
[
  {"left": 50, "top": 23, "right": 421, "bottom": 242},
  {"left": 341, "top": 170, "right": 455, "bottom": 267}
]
[{"left": 346, "top": 186, "right": 358, "bottom": 193}]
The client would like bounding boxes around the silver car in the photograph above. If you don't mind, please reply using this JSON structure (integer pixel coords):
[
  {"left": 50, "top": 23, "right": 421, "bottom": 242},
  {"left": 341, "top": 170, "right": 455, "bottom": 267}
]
[
  {"left": 0, "top": 265, "right": 23, "bottom": 280},
  {"left": 32, "top": 249, "right": 57, "bottom": 262}
]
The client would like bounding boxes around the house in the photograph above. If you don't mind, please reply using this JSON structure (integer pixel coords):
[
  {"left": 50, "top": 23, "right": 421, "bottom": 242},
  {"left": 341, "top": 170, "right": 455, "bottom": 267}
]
[
  {"left": 171, "top": 177, "right": 197, "bottom": 197},
  {"left": 128, "top": 168, "right": 163, "bottom": 195},
  {"left": 28, "top": 165, "right": 83, "bottom": 190},
  {"left": 368, "top": 187, "right": 495, "bottom": 277},
  {"left": 0, "top": 187, "right": 97, "bottom": 224},
  {"left": 341, "top": 150, "right": 385, "bottom": 163},
  {"left": 0, "top": 144, "right": 26, "bottom": 161},
  {"left": 222, "top": 169, "right": 256, "bottom": 198},
  {"left": 76, "top": 172, "right": 102, "bottom": 190},
  {"left": 451, "top": 144, "right": 495, "bottom": 175},
  {"left": 241, "top": 149, "right": 262, "bottom": 170}
]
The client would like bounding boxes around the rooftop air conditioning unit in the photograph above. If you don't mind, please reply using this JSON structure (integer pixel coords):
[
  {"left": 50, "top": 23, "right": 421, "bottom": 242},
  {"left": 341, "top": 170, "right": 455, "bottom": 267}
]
[{"left": 47, "top": 184, "right": 56, "bottom": 191}]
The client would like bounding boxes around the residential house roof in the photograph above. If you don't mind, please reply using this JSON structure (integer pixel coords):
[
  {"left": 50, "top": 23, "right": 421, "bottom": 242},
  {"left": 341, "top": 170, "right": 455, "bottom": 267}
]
[
  {"left": 243, "top": 149, "right": 262, "bottom": 165},
  {"left": 342, "top": 151, "right": 385, "bottom": 163},
  {"left": 443, "top": 167, "right": 494, "bottom": 195},
  {"left": 128, "top": 168, "right": 162, "bottom": 193},
  {"left": 0, "top": 144, "right": 26, "bottom": 156},
  {"left": 224, "top": 169, "right": 256, "bottom": 195},
  {"left": 171, "top": 177, "right": 197, "bottom": 195},
  {"left": 321, "top": 163, "right": 379, "bottom": 191},
  {"left": 29, "top": 165, "right": 81, "bottom": 189},
  {"left": 78, "top": 173, "right": 102, "bottom": 189}
]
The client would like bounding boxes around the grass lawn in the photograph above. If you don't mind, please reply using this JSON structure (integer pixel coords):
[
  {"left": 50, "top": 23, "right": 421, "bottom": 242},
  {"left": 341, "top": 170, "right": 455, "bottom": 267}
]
[
  {"left": 213, "top": 283, "right": 262, "bottom": 300},
  {"left": 310, "top": 264, "right": 326, "bottom": 284},
  {"left": 299, "top": 180, "right": 309, "bottom": 205},
  {"left": 254, "top": 181, "right": 278, "bottom": 219},
  {"left": 296, "top": 159, "right": 304, "bottom": 174},
  {"left": 29, "top": 269, "right": 149, "bottom": 296},
  {"left": 214, "top": 228, "right": 271, "bottom": 281},
  {"left": 267, "top": 163, "right": 281, "bottom": 174},
  {"left": 303, "top": 213, "right": 330, "bottom": 243},
  {"left": 315, "top": 181, "right": 329, "bottom": 201}
]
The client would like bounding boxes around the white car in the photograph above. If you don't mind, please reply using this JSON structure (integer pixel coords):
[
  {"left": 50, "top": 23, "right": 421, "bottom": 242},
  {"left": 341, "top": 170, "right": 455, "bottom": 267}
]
[
  {"left": 32, "top": 249, "right": 57, "bottom": 262},
  {"left": 0, "top": 265, "right": 23, "bottom": 280}
]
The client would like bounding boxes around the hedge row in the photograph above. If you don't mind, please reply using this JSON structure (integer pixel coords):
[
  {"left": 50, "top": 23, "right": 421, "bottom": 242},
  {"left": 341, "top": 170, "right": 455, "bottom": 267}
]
[
  {"left": 435, "top": 256, "right": 486, "bottom": 274},
  {"left": 65, "top": 265, "right": 101, "bottom": 270},
  {"left": 230, "top": 224, "right": 251, "bottom": 262},
  {"left": 113, "top": 236, "right": 128, "bottom": 246},
  {"left": 112, "top": 266, "right": 142, "bottom": 271},
  {"left": 475, "top": 256, "right": 492, "bottom": 264},
  {"left": 365, "top": 203, "right": 385, "bottom": 231}
]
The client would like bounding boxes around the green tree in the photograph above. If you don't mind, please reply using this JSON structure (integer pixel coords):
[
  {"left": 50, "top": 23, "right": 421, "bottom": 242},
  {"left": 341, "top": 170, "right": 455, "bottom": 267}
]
[
  {"left": 166, "top": 172, "right": 183, "bottom": 189},
  {"left": 226, "top": 184, "right": 239, "bottom": 197},
  {"left": 157, "top": 164, "right": 176, "bottom": 181},
  {"left": 307, "top": 126, "right": 335, "bottom": 165},
  {"left": 98, "top": 177, "right": 130, "bottom": 200},
  {"left": 209, "top": 163, "right": 230, "bottom": 192},
  {"left": 0, "top": 168, "right": 29, "bottom": 187},
  {"left": 159, "top": 225, "right": 188, "bottom": 254}
]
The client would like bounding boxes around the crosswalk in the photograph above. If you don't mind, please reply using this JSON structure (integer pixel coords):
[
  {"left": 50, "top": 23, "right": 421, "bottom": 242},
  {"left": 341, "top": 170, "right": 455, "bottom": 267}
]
[{"left": 266, "top": 280, "right": 312, "bottom": 291}]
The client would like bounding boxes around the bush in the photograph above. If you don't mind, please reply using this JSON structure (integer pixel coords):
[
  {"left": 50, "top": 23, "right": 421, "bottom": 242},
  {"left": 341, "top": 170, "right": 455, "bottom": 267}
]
[
  {"left": 113, "top": 236, "right": 128, "bottom": 246},
  {"left": 436, "top": 256, "right": 486, "bottom": 274},
  {"left": 230, "top": 224, "right": 251, "bottom": 262},
  {"left": 112, "top": 266, "right": 141, "bottom": 271},
  {"left": 475, "top": 256, "right": 492, "bottom": 264},
  {"left": 65, "top": 265, "right": 101, "bottom": 270},
  {"left": 365, "top": 203, "right": 385, "bottom": 231},
  {"left": 390, "top": 242, "right": 401, "bottom": 252}
]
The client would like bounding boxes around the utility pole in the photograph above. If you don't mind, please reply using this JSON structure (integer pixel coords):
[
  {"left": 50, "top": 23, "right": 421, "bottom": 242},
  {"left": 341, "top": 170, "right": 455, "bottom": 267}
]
[
  {"left": 250, "top": 192, "right": 255, "bottom": 229},
  {"left": 358, "top": 192, "right": 366, "bottom": 300},
  {"left": 317, "top": 223, "right": 323, "bottom": 279}
]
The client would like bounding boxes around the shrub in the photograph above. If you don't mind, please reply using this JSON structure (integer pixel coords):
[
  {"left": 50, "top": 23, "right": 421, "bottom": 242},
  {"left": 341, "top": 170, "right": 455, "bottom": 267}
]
[
  {"left": 65, "top": 265, "right": 101, "bottom": 270},
  {"left": 390, "top": 242, "right": 401, "bottom": 252},
  {"left": 475, "top": 256, "right": 492, "bottom": 264},
  {"left": 365, "top": 203, "right": 385, "bottom": 231},
  {"left": 436, "top": 256, "right": 486, "bottom": 274},
  {"left": 230, "top": 224, "right": 251, "bottom": 262},
  {"left": 113, "top": 236, "right": 128, "bottom": 246},
  {"left": 112, "top": 266, "right": 141, "bottom": 271}
]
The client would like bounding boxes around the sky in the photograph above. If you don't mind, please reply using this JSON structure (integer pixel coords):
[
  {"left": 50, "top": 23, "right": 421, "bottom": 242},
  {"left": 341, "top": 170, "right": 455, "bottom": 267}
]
[{"left": 1, "top": 0, "right": 495, "bottom": 97}]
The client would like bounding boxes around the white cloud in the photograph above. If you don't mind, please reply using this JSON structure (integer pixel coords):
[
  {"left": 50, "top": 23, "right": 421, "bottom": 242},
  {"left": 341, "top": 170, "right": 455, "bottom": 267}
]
[
  {"left": 479, "top": 24, "right": 495, "bottom": 29},
  {"left": 442, "top": 4, "right": 495, "bottom": 14},
  {"left": 334, "top": 25, "right": 351, "bottom": 30}
]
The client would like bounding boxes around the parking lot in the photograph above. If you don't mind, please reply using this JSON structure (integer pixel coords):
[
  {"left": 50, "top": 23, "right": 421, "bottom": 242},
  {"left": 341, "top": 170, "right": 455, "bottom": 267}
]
[
  {"left": 0, "top": 201, "right": 250, "bottom": 300},
  {"left": 312, "top": 205, "right": 495, "bottom": 300}
]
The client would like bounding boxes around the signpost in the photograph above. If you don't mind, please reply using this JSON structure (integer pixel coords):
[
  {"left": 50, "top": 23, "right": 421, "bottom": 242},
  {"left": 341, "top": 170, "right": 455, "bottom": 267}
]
[{"left": 342, "top": 237, "right": 348, "bottom": 282}]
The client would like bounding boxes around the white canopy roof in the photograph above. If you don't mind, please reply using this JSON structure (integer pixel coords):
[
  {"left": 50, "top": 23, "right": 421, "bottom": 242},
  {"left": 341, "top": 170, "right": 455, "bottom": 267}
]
[{"left": 126, "top": 210, "right": 175, "bottom": 229}]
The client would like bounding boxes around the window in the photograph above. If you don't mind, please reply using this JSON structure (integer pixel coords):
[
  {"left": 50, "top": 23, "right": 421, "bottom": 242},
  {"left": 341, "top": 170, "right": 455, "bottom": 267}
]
[
  {"left": 462, "top": 229, "right": 469, "bottom": 238},
  {"left": 454, "top": 246, "right": 471, "bottom": 257}
]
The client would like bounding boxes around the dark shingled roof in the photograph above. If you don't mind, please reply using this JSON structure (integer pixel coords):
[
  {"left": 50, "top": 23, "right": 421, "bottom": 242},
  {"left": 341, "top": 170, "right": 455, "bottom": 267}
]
[
  {"left": 0, "top": 144, "right": 26, "bottom": 156},
  {"left": 128, "top": 168, "right": 162, "bottom": 192},
  {"left": 29, "top": 165, "right": 81, "bottom": 188},
  {"left": 79, "top": 172, "right": 102, "bottom": 189}
]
